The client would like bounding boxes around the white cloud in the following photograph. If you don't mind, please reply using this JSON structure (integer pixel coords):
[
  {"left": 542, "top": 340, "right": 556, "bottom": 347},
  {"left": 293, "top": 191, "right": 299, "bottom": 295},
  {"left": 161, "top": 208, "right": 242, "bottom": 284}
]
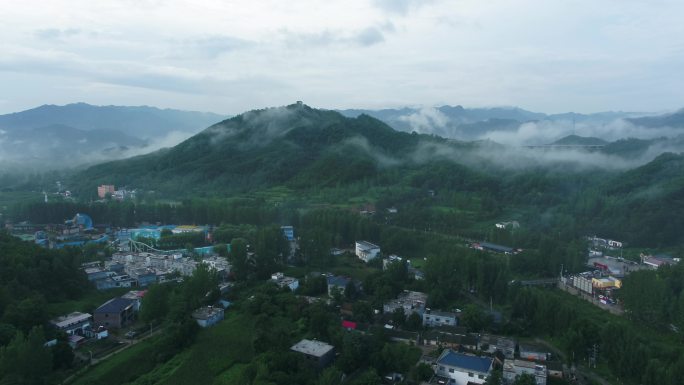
[{"left": 0, "top": 0, "right": 682, "bottom": 115}]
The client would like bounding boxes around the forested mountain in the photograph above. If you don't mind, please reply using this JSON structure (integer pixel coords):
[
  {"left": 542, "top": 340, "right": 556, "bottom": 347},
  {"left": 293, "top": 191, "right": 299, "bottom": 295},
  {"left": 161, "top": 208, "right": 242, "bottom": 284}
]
[
  {"left": 551, "top": 135, "right": 608, "bottom": 146},
  {"left": 627, "top": 108, "right": 684, "bottom": 128},
  {"left": 67, "top": 103, "right": 684, "bottom": 248},
  {"left": 72, "top": 103, "right": 446, "bottom": 195},
  {"left": 0, "top": 103, "right": 226, "bottom": 169}
]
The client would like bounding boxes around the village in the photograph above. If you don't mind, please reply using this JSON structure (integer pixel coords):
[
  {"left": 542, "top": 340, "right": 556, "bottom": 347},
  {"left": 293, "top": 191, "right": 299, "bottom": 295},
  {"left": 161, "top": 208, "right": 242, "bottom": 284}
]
[{"left": 6, "top": 206, "right": 681, "bottom": 385}]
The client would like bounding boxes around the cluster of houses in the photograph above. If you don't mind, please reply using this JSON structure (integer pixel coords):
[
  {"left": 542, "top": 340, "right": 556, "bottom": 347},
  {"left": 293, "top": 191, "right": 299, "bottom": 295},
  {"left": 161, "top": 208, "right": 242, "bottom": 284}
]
[
  {"left": 48, "top": 290, "right": 146, "bottom": 349},
  {"left": 83, "top": 252, "right": 230, "bottom": 290},
  {"left": 97, "top": 184, "right": 136, "bottom": 201},
  {"left": 428, "top": 334, "right": 559, "bottom": 385},
  {"left": 6, "top": 213, "right": 109, "bottom": 249},
  {"left": 286, "top": 288, "right": 560, "bottom": 385}
]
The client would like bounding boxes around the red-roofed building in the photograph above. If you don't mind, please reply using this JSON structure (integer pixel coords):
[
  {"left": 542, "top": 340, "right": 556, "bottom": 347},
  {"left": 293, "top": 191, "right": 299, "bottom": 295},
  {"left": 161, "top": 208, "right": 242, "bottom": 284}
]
[{"left": 342, "top": 320, "right": 357, "bottom": 330}]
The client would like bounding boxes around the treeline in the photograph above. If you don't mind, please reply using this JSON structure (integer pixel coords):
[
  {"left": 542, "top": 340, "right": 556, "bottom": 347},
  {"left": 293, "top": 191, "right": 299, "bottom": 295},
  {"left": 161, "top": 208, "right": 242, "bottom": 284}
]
[
  {"left": 620, "top": 262, "right": 684, "bottom": 329},
  {"left": 0, "top": 231, "right": 90, "bottom": 339},
  {"left": 7, "top": 198, "right": 289, "bottom": 227},
  {"left": 509, "top": 286, "right": 684, "bottom": 385},
  {"left": 0, "top": 231, "right": 91, "bottom": 384}
]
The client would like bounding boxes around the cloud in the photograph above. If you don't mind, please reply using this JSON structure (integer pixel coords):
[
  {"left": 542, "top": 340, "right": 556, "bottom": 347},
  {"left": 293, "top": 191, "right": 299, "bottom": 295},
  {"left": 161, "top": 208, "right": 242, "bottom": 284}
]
[
  {"left": 372, "top": 0, "right": 433, "bottom": 15},
  {"left": 398, "top": 107, "right": 449, "bottom": 134},
  {"left": 354, "top": 27, "right": 385, "bottom": 46},
  {"left": 166, "top": 36, "right": 255, "bottom": 60},
  {"left": 34, "top": 28, "right": 82, "bottom": 40},
  {"left": 281, "top": 25, "right": 388, "bottom": 48}
]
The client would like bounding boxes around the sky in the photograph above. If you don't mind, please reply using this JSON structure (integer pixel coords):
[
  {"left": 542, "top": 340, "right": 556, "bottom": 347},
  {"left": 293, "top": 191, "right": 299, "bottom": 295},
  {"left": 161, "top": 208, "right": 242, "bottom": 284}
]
[{"left": 1, "top": 0, "right": 683, "bottom": 115}]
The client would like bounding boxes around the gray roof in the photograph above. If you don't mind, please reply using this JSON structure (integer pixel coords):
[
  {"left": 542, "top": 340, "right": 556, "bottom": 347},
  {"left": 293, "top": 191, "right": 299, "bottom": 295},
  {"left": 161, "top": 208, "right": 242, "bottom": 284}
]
[
  {"left": 94, "top": 297, "right": 135, "bottom": 314},
  {"left": 290, "top": 339, "right": 334, "bottom": 357}
]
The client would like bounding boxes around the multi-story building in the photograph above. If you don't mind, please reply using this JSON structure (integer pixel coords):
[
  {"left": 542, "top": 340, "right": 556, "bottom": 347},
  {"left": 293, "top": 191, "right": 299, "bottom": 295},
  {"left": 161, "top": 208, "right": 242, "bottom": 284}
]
[
  {"left": 423, "top": 309, "right": 458, "bottom": 327},
  {"left": 435, "top": 350, "right": 493, "bottom": 385},
  {"left": 355, "top": 241, "right": 381, "bottom": 262}
]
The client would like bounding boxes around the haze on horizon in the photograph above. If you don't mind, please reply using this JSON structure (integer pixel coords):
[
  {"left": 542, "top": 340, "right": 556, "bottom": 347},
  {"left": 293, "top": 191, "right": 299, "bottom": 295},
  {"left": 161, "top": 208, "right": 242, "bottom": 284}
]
[{"left": 0, "top": 0, "right": 683, "bottom": 116}]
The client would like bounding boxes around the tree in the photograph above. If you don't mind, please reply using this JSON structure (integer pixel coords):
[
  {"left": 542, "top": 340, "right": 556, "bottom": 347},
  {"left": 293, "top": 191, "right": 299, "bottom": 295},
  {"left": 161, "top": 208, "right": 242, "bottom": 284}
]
[
  {"left": 391, "top": 308, "right": 406, "bottom": 327},
  {"left": 319, "top": 366, "right": 343, "bottom": 385},
  {"left": 345, "top": 281, "right": 358, "bottom": 301},
  {"left": 461, "top": 304, "right": 486, "bottom": 332},
  {"left": 513, "top": 373, "right": 536, "bottom": 385},
  {"left": 484, "top": 369, "right": 502, "bottom": 385},
  {"left": 0, "top": 327, "right": 53, "bottom": 385},
  {"left": 229, "top": 238, "right": 249, "bottom": 281},
  {"left": 405, "top": 311, "right": 423, "bottom": 331},
  {"left": 140, "top": 284, "right": 170, "bottom": 323}
]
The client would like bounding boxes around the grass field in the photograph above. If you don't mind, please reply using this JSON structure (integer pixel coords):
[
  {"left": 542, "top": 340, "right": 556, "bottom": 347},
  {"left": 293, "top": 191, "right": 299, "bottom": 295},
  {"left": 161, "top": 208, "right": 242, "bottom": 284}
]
[
  {"left": 156, "top": 313, "right": 255, "bottom": 385},
  {"left": 70, "top": 336, "right": 160, "bottom": 385}
]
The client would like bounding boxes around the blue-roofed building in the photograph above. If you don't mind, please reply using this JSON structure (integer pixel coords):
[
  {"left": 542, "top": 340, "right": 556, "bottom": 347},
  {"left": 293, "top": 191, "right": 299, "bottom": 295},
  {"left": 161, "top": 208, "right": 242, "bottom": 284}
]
[
  {"left": 281, "top": 226, "right": 295, "bottom": 241},
  {"left": 436, "top": 349, "right": 493, "bottom": 385},
  {"left": 327, "top": 275, "right": 351, "bottom": 297}
]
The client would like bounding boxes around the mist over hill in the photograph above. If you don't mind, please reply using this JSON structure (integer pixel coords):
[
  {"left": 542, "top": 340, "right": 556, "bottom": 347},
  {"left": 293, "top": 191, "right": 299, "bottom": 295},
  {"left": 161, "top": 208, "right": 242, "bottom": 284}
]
[
  {"left": 69, "top": 103, "right": 684, "bottom": 197},
  {"left": 339, "top": 105, "right": 683, "bottom": 145},
  {"left": 0, "top": 103, "right": 227, "bottom": 169}
]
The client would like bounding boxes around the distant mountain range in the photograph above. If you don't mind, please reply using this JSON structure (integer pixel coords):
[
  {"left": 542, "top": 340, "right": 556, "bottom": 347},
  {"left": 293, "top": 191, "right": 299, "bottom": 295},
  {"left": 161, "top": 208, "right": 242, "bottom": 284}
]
[
  {"left": 0, "top": 103, "right": 226, "bottom": 169},
  {"left": 2, "top": 102, "right": 683, "bottom": 172},
  {"left": 338, "top": 106, "right": 678, "bottom": 144}
]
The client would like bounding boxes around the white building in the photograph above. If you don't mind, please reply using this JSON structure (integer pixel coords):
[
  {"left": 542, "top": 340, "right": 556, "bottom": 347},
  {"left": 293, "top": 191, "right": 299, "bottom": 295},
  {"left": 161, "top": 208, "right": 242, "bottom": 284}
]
[
  {"left": 271, "top": 272, "right": 300, "bottom": 291},
  {"left": 423, "top": 309, "right": 458, "bottom": 327},
  {"left": 435, "top": 350, "right": 493, "bottom": 385},
  {"left": 503, "top": 360, "right": 547, "bottom": 385},
  {"left": 355, "top": 241, "right": 381, "bottom": 262},
  {"left": 50, "top": 312, "right": 92, "bottom": 336}
]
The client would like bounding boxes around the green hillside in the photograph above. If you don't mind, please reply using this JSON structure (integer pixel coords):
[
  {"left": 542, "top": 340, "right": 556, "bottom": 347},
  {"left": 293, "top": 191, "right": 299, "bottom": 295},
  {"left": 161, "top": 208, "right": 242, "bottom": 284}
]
[{"left": 66, "top": 103, "right": 684, "bottom": 248}]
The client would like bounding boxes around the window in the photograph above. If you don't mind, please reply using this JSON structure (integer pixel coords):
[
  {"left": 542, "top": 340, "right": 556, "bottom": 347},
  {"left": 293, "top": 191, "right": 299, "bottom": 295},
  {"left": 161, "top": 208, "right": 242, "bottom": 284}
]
[
  {"left": 468, "top": 372, "right": 473, "bottom": 377},
  {"left": 439, "top": 366, "right": 445, "bottom": 371},
  {"left": 449, "top": 369, "right": 454, "bottom": 373},
  {"left": 478, "top": 375, "right": 484, "bottom": 379}
]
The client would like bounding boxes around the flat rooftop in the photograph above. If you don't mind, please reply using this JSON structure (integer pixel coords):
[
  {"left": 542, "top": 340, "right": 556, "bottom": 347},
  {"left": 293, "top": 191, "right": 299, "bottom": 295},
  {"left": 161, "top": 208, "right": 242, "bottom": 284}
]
[
  {"left": 356, "top": 240, "right": 380, "bottom": 250},
  {"left": 290, "top": 339, "right": 334, "bottom": 357},
  {"left": 192, "top": 306, "right": 223, "bottom": 320},
  {"left": 51, "top": 312, "right": 92, "bottom": 329}
]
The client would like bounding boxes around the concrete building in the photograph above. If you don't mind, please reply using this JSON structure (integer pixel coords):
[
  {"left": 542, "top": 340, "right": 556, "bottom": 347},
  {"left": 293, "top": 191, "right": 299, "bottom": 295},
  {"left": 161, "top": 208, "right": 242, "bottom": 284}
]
[
  {"left": 435, "top": 350, "right": 493, "bottom": 385},
  {"left": 271, "top": 272, "right": 300, "bottom": 291},
  {"left": 50, "top": 312, "right": 92, "bottom": 336},
  {"left": 191, "top": 306, "right": 224, "bottom": 328},
  {"left": 642, "top": 254, "right": 680, "bottom": 269},
  {"left": 281, "top": 226, "right": 295, "bottom": 241},
  {"left": 503, "top": 360, "right": 547, "bottom": 385},
  {"left": 423, "top": 309, "right": 458, "bottom": 327},
  {"left": 97, "top": 185, "right": 115, "bottom": 199},
  {"left": 383, "top": 290, "right": 428, "bottom": 317},
  {"left": 93, "top": 297, "right": 136, "bottom": 329},
  {"left": 479, "top": 335, "right": 516, "bottom": 359},
  {"left": 120, "top": 290, "right": 147, "bottom": 312},
  {"left": 326, "top": 275, "right": 351, "bottom": 297},
  {"left": 355, "top": 241, "right": 381, "bottom": 262},
  {"left": 519, "top": 344, "right": 550, "bottom": 362},
  {"left": 290, "top": 339, "right": 335, "bottom": 368}
]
